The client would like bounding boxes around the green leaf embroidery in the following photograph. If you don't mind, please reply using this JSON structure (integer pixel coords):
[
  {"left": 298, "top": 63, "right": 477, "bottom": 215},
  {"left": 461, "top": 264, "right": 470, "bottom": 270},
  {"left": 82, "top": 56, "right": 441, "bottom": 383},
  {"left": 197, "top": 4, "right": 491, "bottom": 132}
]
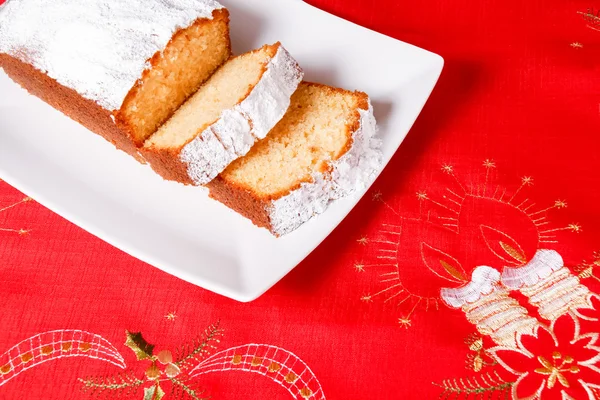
[
  {"left": 79, "top": 373, "right": 144, "bottom": 397},
  {"left": 170, "top": 378, "right": 207, "bottom": 400},
  {"left": 176, "top": 321, "right": 222, "bottom": 370},
  {"left": 433, "top": 370, "right": 513, "bottom": 398},
  {"left": 144, "top": 385, "right": 165, "bottom": 400},
  {"left": 577, "top": 8, "right": 600, "bottom": 31},
  {"left": 125, "top": 331, "right": 155, "bottom": 360}
]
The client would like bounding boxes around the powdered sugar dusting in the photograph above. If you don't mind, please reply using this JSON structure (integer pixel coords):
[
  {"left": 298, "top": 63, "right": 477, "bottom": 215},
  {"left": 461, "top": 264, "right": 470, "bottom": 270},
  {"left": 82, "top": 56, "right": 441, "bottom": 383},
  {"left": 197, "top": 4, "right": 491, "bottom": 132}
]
[
  {"left": 269, "top": 101, "right": 382, "bottom": 236},
  {"left": 182, "top": 110, "right": 253, "bottom": 185},
  {"left": 268, "top": 172, "right": 332, "bottom": 236},
  {"left": 180, "top": 44, "right": 303, "bottom": 185},
  {"left": 0, "top": 0, "right": 223, "bottom": 111},
  {"left": 181, "top": 128, "right": 233, "bottom": 185},
  {"left": 239, "top": 45, "right": 304, "bottom": 139}
]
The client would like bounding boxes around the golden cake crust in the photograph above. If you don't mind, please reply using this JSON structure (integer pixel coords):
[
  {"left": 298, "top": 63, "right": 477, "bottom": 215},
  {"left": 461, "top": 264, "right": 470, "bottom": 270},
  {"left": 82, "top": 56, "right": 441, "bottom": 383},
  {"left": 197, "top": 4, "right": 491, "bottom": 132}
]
[
  {"left": 141, "top": 147, "right": 195, "bottom": 185},
  {"left": 207, "top": 175, "right": 273, "bottom": 230},
  {"left": 0, "top": 8, "right": 231, "bottom": 162},
  {"left": 0, "top": 53, "right": 143, "bottom": 160}
]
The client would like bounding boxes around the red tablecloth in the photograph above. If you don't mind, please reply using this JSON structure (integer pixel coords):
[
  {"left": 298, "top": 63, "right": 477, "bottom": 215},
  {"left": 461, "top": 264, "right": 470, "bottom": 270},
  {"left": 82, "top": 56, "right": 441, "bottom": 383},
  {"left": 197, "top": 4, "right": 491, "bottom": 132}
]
[{"left": 1, "top": 1, "right": 599, "bottom": 399}]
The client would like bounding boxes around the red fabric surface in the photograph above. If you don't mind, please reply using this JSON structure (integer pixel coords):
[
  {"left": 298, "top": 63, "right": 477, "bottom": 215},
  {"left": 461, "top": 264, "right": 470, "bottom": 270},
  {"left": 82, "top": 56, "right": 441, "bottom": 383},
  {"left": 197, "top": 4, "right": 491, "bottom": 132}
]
[{"left": 1, "top": 1, "right": 600, "bottom": 399}]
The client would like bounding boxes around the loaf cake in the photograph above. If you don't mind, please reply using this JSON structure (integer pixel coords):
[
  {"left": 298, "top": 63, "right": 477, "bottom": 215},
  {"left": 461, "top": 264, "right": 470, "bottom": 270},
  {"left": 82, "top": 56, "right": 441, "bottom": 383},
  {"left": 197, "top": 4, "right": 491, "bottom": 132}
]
[
  {"left": 207, "top": 82, "right": 383, "bottom": 236},
  {"left": 142, "top": 43, "right": 303, "bottom": 185},
  {"left": 0, "top": 0, "right": 231, "bottom": 160}
]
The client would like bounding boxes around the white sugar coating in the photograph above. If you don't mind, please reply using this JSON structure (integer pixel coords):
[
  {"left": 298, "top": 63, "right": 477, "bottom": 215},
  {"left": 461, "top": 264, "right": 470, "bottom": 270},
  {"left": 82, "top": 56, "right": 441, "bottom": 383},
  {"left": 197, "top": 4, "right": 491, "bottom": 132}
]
[
  {"left": 0, "top": 0, "right": 224, "bottom": 111},
  {"left": 237, "top": 45, "right": 305, "bottom": 139},
  {"left": 268, "top": 101, "right": 383, "bottom": 236},
  {"left": 182, "top": 110, "right": 253, "bottom": 185},
  {"left": 180, "top": 45, "right": 304, "bottom": 185}
]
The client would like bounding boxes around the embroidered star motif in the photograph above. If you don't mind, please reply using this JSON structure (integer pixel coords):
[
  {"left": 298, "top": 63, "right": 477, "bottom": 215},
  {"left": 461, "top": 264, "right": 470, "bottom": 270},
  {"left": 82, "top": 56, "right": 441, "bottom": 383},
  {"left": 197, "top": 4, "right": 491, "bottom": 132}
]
[
  {"left": 360, "top": 295, "right": 373, "bottom": 303},
  {"left": 416, "top": 191, "right": 428, "bottom": 201},
  {"left": 398, "top": 317, "right": 412, "bottom": 328},
  {"left": 521, "top": 176, "right": 534, "bottom": 186},
  {"left": 570, "top": 42, "right": 583, "bottom": 48},
  {"left": 483, "top": 159, "right": 496, "bottom": 169},
  {"left": 568, "top": 223, "right": 582, "bottom": 233},
  {"left": 357, "top": 236, "right": 369, "bottom": 245},
  {"left": 165, "top": 312, "right": 177, "bottom": 321},
  {"left": 441, "top": 164, "right": 454, "bottom": 174},
  {"left": 372, "top": 191, "right": 383, "bottom": 202},
  {"left": 554, "top": 200, "right": 567, "bottom": 209},
  {"left": 354, "top": 263, "right": 365, "bottom": 272}
]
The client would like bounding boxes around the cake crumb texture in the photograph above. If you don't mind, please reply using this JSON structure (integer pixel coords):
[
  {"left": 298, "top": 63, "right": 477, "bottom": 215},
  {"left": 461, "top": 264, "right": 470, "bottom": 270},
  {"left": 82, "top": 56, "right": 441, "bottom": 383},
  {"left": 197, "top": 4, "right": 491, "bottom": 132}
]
[
  {"left": 209, "top": 82, "right": 382, "bottom": 236},
  {"left": 221, "top": 82, "right": 362, "bottom": 198},
  {"left": 120, "top": 9, "right": 231, "bottom": 145},
  {"left": 143, "top": 43, "right": 303, "bottom": 185},
  {"left": 146, "top": 44, "right": 276, "bottom": 149},
  {"left": 0, "top": 53, "right": 143, "bottom": 160}
]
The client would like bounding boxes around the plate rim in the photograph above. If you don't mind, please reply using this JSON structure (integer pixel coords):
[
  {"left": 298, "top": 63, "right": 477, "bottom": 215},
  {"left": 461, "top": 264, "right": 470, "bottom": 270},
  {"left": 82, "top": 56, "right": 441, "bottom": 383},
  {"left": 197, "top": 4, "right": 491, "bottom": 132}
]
[{"left": 0, "top": 0, "right": 444, "bottom": 302}]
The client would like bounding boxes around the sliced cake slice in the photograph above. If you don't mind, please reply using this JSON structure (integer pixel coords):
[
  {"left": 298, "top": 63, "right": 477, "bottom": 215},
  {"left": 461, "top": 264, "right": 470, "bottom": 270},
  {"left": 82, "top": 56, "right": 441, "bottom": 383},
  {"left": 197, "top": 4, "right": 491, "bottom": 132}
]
[
  {"left": 0, "top": 0, "right": 231, "bottom": 160},
  {"left": 143, "top": 43, "right": 303, "bottom": 185},
  {"left": 207, "top": 82, "right": 383, "bottom": 236}
]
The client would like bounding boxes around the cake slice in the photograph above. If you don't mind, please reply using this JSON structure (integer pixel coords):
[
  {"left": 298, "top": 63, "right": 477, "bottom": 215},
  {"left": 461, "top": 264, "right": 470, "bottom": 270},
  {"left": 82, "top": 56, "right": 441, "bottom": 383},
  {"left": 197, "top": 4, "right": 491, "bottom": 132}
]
[
  {"left": 0, "top": 0, "right": 231, "bottom": 160},
  {"left": 142, "top": 43, "right": 303, "bottom": 185},
  {"left": 207, "top": 82, "right": 383, "bottom": 236}
]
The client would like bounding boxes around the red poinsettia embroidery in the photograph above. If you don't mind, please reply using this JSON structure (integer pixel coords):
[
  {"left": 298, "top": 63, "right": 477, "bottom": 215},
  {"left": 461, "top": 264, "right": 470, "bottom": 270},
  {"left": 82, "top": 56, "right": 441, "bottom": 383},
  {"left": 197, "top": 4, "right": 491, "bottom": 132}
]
[
  {"left": 576, "top": 295, "right": 600, "bottom": 334},
  {"left": 489, "top": 314, "right": 600, "bottom": 400}
]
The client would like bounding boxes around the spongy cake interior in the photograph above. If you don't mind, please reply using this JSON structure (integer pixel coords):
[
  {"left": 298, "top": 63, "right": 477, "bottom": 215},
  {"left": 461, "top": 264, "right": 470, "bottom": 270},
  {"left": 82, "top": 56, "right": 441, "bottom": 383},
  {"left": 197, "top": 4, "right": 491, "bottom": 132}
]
[
  {"left": 220, "top": 82, "right": 364, "bottom": 198},
  {"left": 145, "top": 43, "right": 278, "bottom": 149},
  {"left": 120, "top": 9, "right": 230, "bottom": 146}
]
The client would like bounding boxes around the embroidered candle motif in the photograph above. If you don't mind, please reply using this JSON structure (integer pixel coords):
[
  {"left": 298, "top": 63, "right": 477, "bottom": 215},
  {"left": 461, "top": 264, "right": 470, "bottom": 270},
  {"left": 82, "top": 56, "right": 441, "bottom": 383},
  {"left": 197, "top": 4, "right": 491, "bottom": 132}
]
[
  {"left": 353, "top": 161, "right": 578, "bottom": 326},
  {"left": 353, "top": 160, "right": 600, "bottom": 399}
]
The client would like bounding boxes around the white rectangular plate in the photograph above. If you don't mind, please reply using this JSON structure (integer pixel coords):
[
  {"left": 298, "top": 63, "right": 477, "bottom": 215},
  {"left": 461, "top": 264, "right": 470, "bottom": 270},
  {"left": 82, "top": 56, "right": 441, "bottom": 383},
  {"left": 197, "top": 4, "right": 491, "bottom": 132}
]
[{"left": 0, "top": 0, "right": 443, "bottom": 301}]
